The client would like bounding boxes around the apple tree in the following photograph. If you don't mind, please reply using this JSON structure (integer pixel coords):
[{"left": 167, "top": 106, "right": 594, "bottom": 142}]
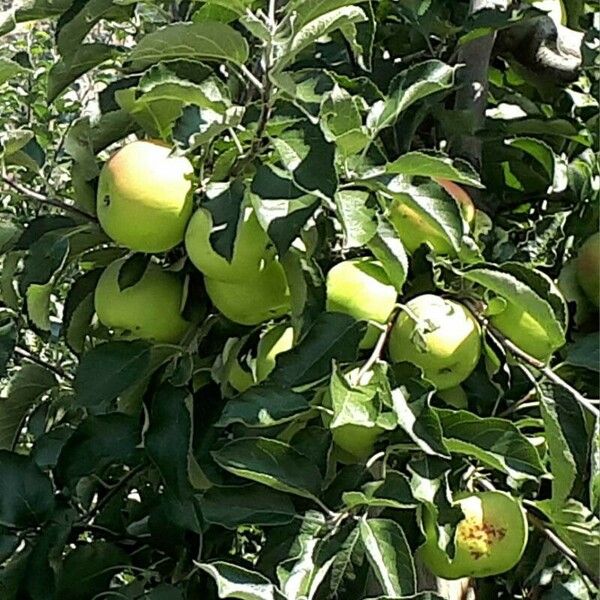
[{"left": 0, "top": 0, "right": 598, "bottom": 598}]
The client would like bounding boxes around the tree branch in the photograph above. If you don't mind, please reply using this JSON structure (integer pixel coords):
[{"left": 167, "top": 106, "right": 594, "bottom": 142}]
[
  {"left": 2, "top": 174, "right": 97, "bottom": 221},
  {"left": 14, "top": 345, "right": 73, "bottom": 381}
]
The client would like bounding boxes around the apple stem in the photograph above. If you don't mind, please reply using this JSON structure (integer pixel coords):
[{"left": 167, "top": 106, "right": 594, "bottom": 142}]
[
  {"left": 356, "top": 307, "right": 399, "bottom": 380},
  {"left": 1, "top": 172, "right": 97, "bottom": 221}
]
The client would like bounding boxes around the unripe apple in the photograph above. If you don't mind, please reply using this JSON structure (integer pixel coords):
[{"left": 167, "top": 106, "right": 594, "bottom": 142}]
[
  {"left": 326, "top": 258, "right": 397, "bottom": 349},
  {"left": 185, "top": 205, "right": 274, "bottom": 282},
  {"left": 331, "top": 424, "right": 384, "bottom": 460},
  {"left": 255, "top": 324, "right": 294, "bottom": 381},
  {"left": 575, "top": 232, "right": 599, "bottom": 308},
  {"left": 94, "top": 258, "right": 190, "bottom": 343},
  {"left": 437, "top": 385, "right": 469, "bottom": 409},
  {"left": 490, "top": 302, "right": 557, "bottom": 362},
  {"left": 205, "top": 261, "right": 291, "bottom": 325},
  {"left": 419, "top": 491, "right": 528, "bottom": 579},
  {"left": 97, "top": 140, "right": 194, "bottom": 253},
  {"left": 388, "top": 295, "right": 481, "bottom": 390}
]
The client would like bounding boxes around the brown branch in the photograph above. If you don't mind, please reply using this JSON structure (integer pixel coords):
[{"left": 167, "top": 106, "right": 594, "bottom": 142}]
[
  {"left": 14, "top": 345, "right": 73, "bottom": 381},
  {"left": 1, "top": 174, "right": 97, "bottom": 221}
]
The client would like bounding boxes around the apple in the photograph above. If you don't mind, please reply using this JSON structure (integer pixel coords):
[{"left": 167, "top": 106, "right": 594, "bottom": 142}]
[
  {"left": 388, "top": 294, "right": 481, "bottom": 390},
  {"left": 419, "top": 490, "right": 528, "bottom": 579},
  {"left": 94, "top": 258, "right": 190, "bottom": 343},
  {"left": 575, "top": 232, "right": 599, "bottom": 308},
  {"left": 332, "top": 424, "right": 383, "bottom": 460},
  {"left": 185, "top": 205, "right": 274, "bottom": 282},
  {"left": 97, "top": 140, "right": 194, "bottom": 253},
  {"left": 326, "top": 258, "right": 397, "bottom": 349},
  {"left": 435, "top": 179, "right": 476, "bottom": 225},
  {"left": 490, "top": 302, "right": 557, "bottom": 362},
  {"left": 205, "top": 261, "right": 291, "bottom": 325},
  {"left": 437, "top": 385, "right": 469, "bottom": 409},
  {"left": 255, "top": 324, "right": 294, "bottom": 381}
]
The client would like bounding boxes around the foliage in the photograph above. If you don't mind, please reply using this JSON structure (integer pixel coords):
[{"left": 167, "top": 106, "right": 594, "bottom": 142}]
[{"left": 0, "top": 0, "right": 598, "bottom": 598}]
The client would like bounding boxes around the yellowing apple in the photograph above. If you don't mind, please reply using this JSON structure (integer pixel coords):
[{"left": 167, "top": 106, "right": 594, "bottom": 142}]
[
  {"left": 205, "top": 261, "right": 291, "bottom": 325},
  {"left": 435, "top": 178, "right": 476, "bottom": 225},
  {"left": 97, "top": 140, "right": 193, "bottom": 253},
  {"left": 388, "top": 295, "right": 481, "bottom": 390},
  {"left": 94, "top": 258, "right": 190, "bottom": 343},
  {"left": 576, "top": 232, "right": 599, "bottom": 308},
  {"left": 419, "top": 491, "right": 528, "bottom": 579},
  {"left": 326, "top": 258, "right": 397, "bottom": 349},
  {"left": 490, "top": 302, "right": 557, "bottom": 362},
  {"left": 256, "top": 324, "right": 294, "bottom": 381},
  {"left": 185, "top": 205, "right": 274, "bottom": 282}
]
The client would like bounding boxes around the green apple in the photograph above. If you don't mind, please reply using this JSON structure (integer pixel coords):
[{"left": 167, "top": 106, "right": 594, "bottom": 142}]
[
  {"left": 388, "top": 294, "right": 481, "bottom": 390},
  {"left": 95, "top": 258, "right": 190, "bottom": 343},
  {"left": 419, "top": 490, "right": 528, "bottom": 579},
  {"left": 185, "top": 205, "right": 274, "bottom": 282},
  {"left": 205, "top": 261, "right": 291, "bottom": 325},
  {"left": 576, "top": 232, "right": 599, "bottom": 308},
  {"left": 490, "top": 302, "right": 557, "bottom": 362},
  {"left": 97, "top": 140, "right": 194, "bottom": 253},
  {"left": 437, "top": 385, "right": 469, "bottom": 409},
  {"left": 332, "top": 424, "right": 384, "bottom": 461},
  {"left": 326, "top": 258, "right": 397, "bottom": 349},
  {"left": 256, "top": 324, "right": 294, "bottom": 381}
]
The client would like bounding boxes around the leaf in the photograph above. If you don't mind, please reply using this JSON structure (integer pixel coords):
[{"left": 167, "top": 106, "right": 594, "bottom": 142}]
[
  {"left": 217, "top": 384, "right": 311, "bottom": 427},
  {"left": 367, "top": 217, "right": 408, "bottom": 293},
  {"left": 213, "top": 437, "right": 323, "bottom": 500},
  {"left": 48, "top": 43, "right": 114, "bottom": 103},
  {"left": 537, "top": 382, "right": 589, "bottom": 507},
  {"left": 0, "top": 318, "right": 16, "bottom": 379},
  {"left": 385, "top": 151, "right": 483, "bottom": 188},
  {"left": 343, "top": 470, "right": 416, "bottom": 510},
  {"left": 127, "top": 22, "right": 250, "bottom": 70},
  {"left": 437, "top": 409, "right": 546, "bottom": 480},
  {"left": 360, "top": 519, "right": 416, "bottom": 597},
  {"left": 367, "top": 61, "right": 459, "bottom": 134},
  {"left": 334, "top": 190, "right": 377, "bottom": 249},
  {"left": 391, "top": 390, "right": 449, "bottom": 458},
  {"left": 565, "top": 333, "right": 600, "bottom": 372},
  {"left": 269, "top": 313, "right": 366, "bottom": 388},
  {"left": 327, "top": 524, "right": 363, "bottom": 598},
  {"left": 197, "top": 562, "right": 285, "bottom": 600},
  {"left": 0, "top": 450, "right": 55, "bottom": 528},
  {"left": 145, "top": 384, "right": 193, "bottom": 496},
  {"left": 55, "top": 413, "right": 140, "bottom": 487},
  {"left": 200, "top": 484, "right": 296, "bottom": 528},
  {"left": 117, "top": 253, "right": 149, "bottom": 291},
  {"left": 55, "top": 541, "right": 130, "bottom": 600},
  {"left": 74, "top": 340, "right": 153, "bottom": 407},
  {"left": 0, "top": 364, "right": 58, "bottom": 450},
  {"left": 0, "top": 58, "right": 29, "bottom": 86}
]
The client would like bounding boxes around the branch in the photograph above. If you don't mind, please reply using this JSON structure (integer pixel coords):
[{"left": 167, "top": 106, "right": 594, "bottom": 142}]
[
  {"left": 2, "top": 174, "right": 97, "bottom": 221},
  {"left": 14, "top": 345, "right": 73, "bottom": 381},
  {"left": 497, "top": 17, "right": 583, "bottom": 83}
]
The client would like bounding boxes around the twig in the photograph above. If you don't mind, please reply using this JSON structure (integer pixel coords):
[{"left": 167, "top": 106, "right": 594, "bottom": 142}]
[
  {"left": 239, "top": 64, "right": 264, "bottom": 92},
  {"left": 356, "top": 308, "right": 399, "bottom": 381},
  {"left": 2, "top": 174, "right": 97, "bottom": 221},
  {"left": 14, "top": 345, "right": 73, "bottom": 381},
  {"left": 527, "top": 511, "right": 600, "bottom": 586}
]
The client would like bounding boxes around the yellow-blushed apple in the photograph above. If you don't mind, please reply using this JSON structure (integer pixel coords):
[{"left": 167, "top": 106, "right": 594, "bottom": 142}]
[
  {"left": 388, "top": 294, "right": 481, "bottom": 390},
  {"left": 185, "top": 204, "right": 274, "bottom": 282},
  {"left": 490, "top": 302, "right": 558, "bottom": 362},
  {"left": 255, "top": 324, "right": 294, "bottom": 381},
  {"left": 435, "top": 178, "right": 476, "bottom": 224},
  {"left": 94, "top": 258, "right": 190, "bottom": 343},
  {"left": 418, "top": 491, "right": 528, "bottom": 579},
  {"left": 326, "top": 258, "right": 397, "bottom": 349},
  {"left": 97, "top": 140, "right": 193, "bottom": 253},
  {"left": 205, "top": 261, "right": 291, "bottom": 325},
  {"left": 575, "top": 232, "right": 599, "bottom": 308}
]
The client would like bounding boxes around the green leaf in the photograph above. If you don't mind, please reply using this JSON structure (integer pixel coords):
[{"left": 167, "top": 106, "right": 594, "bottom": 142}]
[
  {"left": 565, "top": 333, "right": 600, "bottom": 372},
  {"left": 145, "top": 384, "right": 193, "bottom": 496},
  {"left": 343, "top": 470, "right": 416, "bottom": 510},
  {"left": 127, "top": 22, "right": 250, "bottom": 70},
  {"left": 200, "top": 484, "right": 296, "bottom": 528},
  {"left": 437, "top": 409, "right": 546, "bottom": 480},
  {"left": 0, "top": 318, "right": 16, "bottom": 379},
  {"left": 74, "top": 340, "right": 153, "bottom": 407},
  {"left": 197, "top": 562, "right": 284, "bottom": 600},
  {"left": 334, "top": 190, "right": 377, "bottom": 249},
  {"left": 367, "top": 217, "right": 408, "bottom": 293},
  {"left": 48, "top": 43, "right": 114, "bottom": 103},
  {"left": 55, "top": 413, "right": 140, "bottom": 487},
  {"left": 538, "top": 382, "right": 589, "bottom": 507},
  {"left": 270, "top": 312, "right": 366, "bottom": 388},
  {"left": 0, "top": 450, "right": 55, "bottom": 528},
  {"left": 217, "top": 384, "right": 311, "bottom": 427},
  {"left": 213, "top": 437, "right": 323, "bottom": 500},
  {"left": 360, "top": 519, "right": 416, "bottom": 597},
  {"left": 0, "top": 58, "right": 29, "bottom": 86},
  {"left": 0, "top": 364, "right": 58, "bottom": 450},
  {"left": 55, "top": 541, "right": 130, "bottom": 600}
]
